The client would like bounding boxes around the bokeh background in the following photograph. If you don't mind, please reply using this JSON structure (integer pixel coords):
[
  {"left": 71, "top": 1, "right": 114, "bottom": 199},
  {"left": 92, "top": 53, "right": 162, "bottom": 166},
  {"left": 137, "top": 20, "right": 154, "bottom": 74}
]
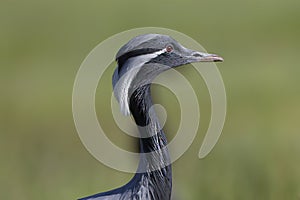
[{"left": 1, "top": 0, "right": 300, "bottom": 199}]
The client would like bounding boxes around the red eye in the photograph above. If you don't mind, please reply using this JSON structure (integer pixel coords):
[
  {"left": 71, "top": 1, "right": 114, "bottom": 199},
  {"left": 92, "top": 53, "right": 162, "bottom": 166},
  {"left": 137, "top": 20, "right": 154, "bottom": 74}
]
[{"left": 166, "top": 45, "right": 173, "bottom": 52}]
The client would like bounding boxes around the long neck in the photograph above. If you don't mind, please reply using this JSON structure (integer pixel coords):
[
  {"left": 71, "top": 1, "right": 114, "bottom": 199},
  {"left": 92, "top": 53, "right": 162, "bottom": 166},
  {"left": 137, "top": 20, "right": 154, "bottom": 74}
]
[{"left": 129, "top": 84, "right": 172, "bottom": 198}]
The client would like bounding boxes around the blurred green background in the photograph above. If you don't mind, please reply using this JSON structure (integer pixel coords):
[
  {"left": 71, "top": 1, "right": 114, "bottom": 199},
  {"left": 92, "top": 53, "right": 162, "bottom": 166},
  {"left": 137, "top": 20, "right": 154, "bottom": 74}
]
[{"left": 1, "top": 0, "right": 300, "bottom": 199}]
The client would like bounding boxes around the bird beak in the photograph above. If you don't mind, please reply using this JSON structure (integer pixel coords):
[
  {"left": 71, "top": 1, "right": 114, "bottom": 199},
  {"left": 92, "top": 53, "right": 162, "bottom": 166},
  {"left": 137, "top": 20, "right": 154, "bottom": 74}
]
[{"left": 191, "top": 51, "right": 224, "bottom": 62}]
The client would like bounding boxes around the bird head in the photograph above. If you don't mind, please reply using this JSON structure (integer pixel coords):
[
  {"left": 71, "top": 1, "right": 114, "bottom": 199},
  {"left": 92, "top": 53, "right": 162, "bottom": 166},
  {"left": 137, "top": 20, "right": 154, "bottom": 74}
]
[{"left": 112, "top": 34, "right": 223, "bottom": 115}]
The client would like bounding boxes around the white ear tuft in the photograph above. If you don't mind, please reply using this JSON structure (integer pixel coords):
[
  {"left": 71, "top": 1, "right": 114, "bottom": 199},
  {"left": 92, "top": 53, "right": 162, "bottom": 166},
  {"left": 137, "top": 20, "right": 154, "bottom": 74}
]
[
  {"left": 113, "top": 66, "right": 140, "bottom": 116},
  {"left": 113, "top": 49, "right": 167, "bottom": 116}
]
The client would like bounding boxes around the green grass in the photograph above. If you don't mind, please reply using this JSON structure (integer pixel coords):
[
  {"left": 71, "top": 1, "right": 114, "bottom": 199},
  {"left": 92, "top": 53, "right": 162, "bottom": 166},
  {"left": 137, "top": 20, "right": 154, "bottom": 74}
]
[{"left": 1, "top": 0, "right": 300, "bottom": 199}]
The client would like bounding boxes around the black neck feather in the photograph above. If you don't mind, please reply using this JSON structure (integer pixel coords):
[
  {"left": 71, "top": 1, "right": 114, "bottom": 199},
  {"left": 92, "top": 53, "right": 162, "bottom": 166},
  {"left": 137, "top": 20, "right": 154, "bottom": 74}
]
[
  {"left": 129, "top": 85, "right": 169, "bottom": 153},
  {"left": 129, "top": 84, "right": 172, "bottom": 199}
]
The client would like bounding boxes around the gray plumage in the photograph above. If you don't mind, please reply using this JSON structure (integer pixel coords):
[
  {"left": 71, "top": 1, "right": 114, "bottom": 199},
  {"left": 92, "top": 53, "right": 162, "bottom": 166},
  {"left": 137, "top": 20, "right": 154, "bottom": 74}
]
[{"left": 79, "top": 34, "right": 223, "bottom": 200}]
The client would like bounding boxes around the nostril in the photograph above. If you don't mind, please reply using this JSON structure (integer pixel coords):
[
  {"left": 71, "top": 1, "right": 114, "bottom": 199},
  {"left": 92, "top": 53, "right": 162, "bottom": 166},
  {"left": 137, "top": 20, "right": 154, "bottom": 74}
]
[{"left": 192, "top": 53, "right": 202, "bottom": 57}]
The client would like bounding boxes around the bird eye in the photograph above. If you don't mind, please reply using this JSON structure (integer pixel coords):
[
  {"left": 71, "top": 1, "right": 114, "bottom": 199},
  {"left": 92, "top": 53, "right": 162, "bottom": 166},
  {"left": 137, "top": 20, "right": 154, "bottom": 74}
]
[{"left": 166, "top": 45, "right": 173, "bottom": 52}]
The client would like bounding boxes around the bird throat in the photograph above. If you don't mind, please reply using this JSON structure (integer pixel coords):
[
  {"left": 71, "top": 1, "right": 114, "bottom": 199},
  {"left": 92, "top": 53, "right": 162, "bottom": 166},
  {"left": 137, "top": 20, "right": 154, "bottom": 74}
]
[
  {"left": 129, "top": 84, "right": 172, "bottom": 199},
  {"left": 129, "top": 84, "right": 169, "bottom": 153}
]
